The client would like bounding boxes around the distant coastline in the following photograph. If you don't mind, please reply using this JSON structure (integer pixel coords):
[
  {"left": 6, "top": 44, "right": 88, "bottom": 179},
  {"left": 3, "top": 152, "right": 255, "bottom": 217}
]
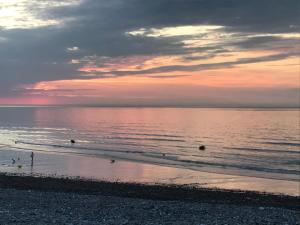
[{"left": 0, "top": 104, "right": 299, "bottom": 109}]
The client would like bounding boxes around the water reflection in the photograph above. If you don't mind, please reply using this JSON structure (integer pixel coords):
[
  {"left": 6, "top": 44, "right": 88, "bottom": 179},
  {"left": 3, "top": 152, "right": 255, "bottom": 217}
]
[
  {"left": 0, "top": 107, "right": 299, "bottom": 194},
  {"left": 0, "top": 149, "right": 299, "bottom": 196}
]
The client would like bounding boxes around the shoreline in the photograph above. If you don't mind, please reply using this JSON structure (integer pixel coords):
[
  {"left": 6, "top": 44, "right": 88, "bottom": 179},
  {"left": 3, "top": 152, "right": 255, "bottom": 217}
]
[
  {"left": 0, "top": 172, "right": 299, "bottom": 210},
  {"left": 1, "top": 147, "right": 299, "bottom": 197},
  {"left": 6, "top": 143, "right": 300, "bottom": 183}
]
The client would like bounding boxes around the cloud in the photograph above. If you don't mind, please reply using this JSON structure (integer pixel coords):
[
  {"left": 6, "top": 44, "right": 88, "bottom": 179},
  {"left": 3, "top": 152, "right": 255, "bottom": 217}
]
[
  {"left": 41, "top": 0, "right": 299, "bottom": 33},
  {"left": 0, "top": 0, "right": 299, "bottom": 101},
  {"left": 233, "top": 35, "right": 300, "bottom": 50},
  {"left": 0, "top": 0, "right": 80, "bottom": 29},
  {"left": 78, "top": 51, "right": 299, "bottom": 77}
]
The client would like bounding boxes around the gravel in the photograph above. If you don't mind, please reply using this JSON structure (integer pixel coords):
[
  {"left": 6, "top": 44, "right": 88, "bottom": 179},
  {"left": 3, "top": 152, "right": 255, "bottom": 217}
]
[{"left": 0, "top": 188, "right": 299, "bottom": 225}]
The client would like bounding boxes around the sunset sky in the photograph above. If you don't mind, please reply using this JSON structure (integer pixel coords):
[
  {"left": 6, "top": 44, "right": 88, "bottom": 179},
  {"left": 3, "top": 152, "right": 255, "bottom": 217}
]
[{"left": 0, "top": 0, "right": 299, "bottom": 107}]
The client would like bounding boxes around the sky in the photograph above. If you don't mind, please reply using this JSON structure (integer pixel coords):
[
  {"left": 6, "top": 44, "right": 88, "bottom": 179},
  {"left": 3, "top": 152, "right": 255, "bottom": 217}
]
[{"left": 0, "top": 0, "right": 299, "bottom": 107}]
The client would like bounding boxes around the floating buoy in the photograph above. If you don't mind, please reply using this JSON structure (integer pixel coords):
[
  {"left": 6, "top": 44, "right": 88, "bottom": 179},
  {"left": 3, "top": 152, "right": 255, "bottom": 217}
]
[
  {"left": 70, "top": 140, "right": 76, "bottom": 144},
  {"left": 12, "top": 158, "right": 16, "bottom": 164},
  {"left": 110, "top": 159, "right": 115, "bottom": 163},
  {"left": 199, "top": 145, "right": 206, "bottom": 150},
  {"left": 17, "top": 165, "right": 22, "bottom": 169}
]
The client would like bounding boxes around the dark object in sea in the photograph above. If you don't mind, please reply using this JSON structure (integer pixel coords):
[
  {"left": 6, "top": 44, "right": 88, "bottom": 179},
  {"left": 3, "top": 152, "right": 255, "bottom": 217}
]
[
  {"left": 199, "top": 145, "right": 206, "bottom": 150},
  {"left": 110, "top": 159, "right": 115, "bottom": 163},
  {"left": 12, "top": 158, "right": 16, "bottom": 164},
  {"left": 162, "top": 153, "right": 166, "bottom": 156},
  {"left": 14, "top": 141, "right": 18, "bottom": 144},
  {"left": 30, "top": 152, "right": 34, "bottom": 166},
  {"left": 70, "top": 140, "right": 76, "bottom": 144}
]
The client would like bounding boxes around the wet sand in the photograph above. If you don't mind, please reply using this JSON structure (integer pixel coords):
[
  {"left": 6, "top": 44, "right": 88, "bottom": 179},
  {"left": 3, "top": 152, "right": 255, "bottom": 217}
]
[{"left": 0, "top": 148, "right": 299, "bottom": 196}]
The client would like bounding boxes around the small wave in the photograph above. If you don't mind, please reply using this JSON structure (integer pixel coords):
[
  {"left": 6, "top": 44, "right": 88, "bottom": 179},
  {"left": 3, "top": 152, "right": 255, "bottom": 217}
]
[
  {"left": 0, "top": 126, "right": 69, "bottom": 131},
  {"left": 14, "top": 141, "right": 217, "bottom": 161},
  {"left": 16, "top": 141, "right": 147, "bottom": 154},
  {"left": 226, "top": 147, "right": 300, "bottom": 155},
  {"left": 101, "top": 136, "right": 186, "bottom": 142},
  {"left": 261, "top": 142, "right": 300, "bottom": 147},
  {"left": 178, "top": 159, "right": 300, "bottom": 178},
  {"left": 111, "top": 132, "right": 183, "bottom": 138},
  {"left": 101, "top": 141, "right": 159, "bottom": 148},
  {"left": 212, "top": 152, "right": 296, "bottom": 165}
]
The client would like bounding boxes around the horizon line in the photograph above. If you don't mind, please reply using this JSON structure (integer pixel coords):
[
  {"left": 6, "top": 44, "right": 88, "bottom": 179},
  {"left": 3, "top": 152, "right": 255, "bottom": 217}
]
[{"left": 0, "top": 104, "right": 299, "bottom": 109}]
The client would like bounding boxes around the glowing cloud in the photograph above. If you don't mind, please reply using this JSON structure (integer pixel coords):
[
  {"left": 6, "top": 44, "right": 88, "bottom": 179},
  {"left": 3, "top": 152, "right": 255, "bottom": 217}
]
[{"left": 0, "top": 0, "right": 80, "bottom": 29}]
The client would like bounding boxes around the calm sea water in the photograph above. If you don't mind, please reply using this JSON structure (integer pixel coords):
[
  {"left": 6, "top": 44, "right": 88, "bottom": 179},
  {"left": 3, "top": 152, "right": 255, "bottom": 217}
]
[{"left": 0, "top": 107, "right": 299, "bottom": 182}]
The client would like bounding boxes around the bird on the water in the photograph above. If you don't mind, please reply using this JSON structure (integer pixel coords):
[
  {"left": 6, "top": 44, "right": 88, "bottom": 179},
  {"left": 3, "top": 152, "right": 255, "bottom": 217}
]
[
  {"left": 70, "top": 140, "right": 76, "bottom": 144},
  {"left": 199, "top": 145, "right": 206, "bottom": 150}
]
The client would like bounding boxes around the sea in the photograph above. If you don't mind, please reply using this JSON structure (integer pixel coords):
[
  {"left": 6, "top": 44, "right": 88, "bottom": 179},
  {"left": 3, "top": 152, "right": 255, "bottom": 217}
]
[{"left": 0, "top": 107, "right": 299, "bottom": 194}]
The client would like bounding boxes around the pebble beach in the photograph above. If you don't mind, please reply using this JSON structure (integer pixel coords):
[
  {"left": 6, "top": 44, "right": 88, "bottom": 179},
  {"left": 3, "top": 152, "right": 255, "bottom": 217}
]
[{"left": 0, "top": 174, "right": 299, "bottom": 225}]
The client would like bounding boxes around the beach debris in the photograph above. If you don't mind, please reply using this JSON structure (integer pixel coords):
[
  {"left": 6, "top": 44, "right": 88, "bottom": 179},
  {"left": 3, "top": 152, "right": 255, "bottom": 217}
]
[
  {"left": 70, "top": 139, "right": 76, "bottom": 144},
  {"left": 110, "top": 159, "right": 115, "bottom": 163},
  {"left": 12, "top": 158, "right": 16, "bottom": 164},
  {"left": 199, "top": 145, "right": 206, "bottom": 150}
]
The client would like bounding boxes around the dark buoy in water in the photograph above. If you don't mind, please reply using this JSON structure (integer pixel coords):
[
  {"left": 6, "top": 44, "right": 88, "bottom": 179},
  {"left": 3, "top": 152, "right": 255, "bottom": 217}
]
[
  {"left": 70, "top": 140, "right": 75, "bottom": 144},
  {"left": 110, "top": 159, "right": 115, "bottom": 163},
  {"left": 12, "top": 158, "right": 16, "bottom": 164},
  {"left": 199, "top": 145, "right": 206, "bottom": 150}
]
